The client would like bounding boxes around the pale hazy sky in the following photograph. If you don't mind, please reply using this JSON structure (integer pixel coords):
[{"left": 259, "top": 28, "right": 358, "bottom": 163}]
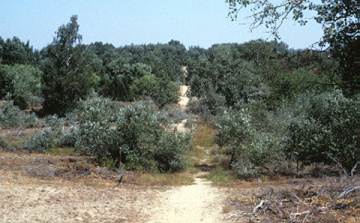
[{"left": 0, "top": 0, "right": 323, "bottom": 50}]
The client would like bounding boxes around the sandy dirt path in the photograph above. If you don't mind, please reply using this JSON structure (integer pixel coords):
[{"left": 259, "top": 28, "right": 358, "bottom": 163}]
[
  {"left": 146, "top": 86, "right": 233, "bottom": 223},
  {"left": 178, "top": 85, "right": 189, "bottom": 111},
  {"left": 176, "top": 85, "right": 190, "bottom": 134},
  {"left": 146, "top": 174, "right": 227, "bottom": 223}
]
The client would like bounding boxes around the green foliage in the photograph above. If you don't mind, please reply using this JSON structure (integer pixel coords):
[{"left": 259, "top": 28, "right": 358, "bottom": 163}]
[
  {"left": 0, "top": 64, "right": 43, "bottom": 107},
  {"left": 227, "top": 0, "right": 360, "bottom": 95},
  {"left": 215, "top": 108, "right": 282, "bottom": 178},
  {"left": 24, "top": 115, "right": 71, "bottom": 153},
  {"left": 75, "top": 96, "right": 192, "bottom": 172},
  {"left": 267, "top": 68, "right": 333, "bottom": 107},
  {"left": 41, "top": 15, "right": 102, "bottom": 116},
  {"left": 215, "top": 108, "right": 253, "bottom": 169},
  {"left": 25, "top": 129, "right": 56, "bottom": 153},
  {"left": 74, "top": 95, "right": 119, "bottom": 159},
  {"left": 103, "top": 60, "right": 179, "bottom": 107},
  {"left": 163, "top": 105, "right": 188, "bottom": 124},
  {"left": 0, "top": 36, "right": 38, "bottom": 66},
  {"left": 286, "top": 90, "right": 360, "bottom": 172},
  {"left": 0, "top": 97, "right": 21, "bottom": 128},
  {"left": 13, "top": 95, "right": 28, "bottom": 110},
  {"left": 130, "top": 72, "right": 179, "bottom": 107},
  {"left": 0, "top": 97, "right": 41, "bottom": 128},
  {"left": 154, "top": 130, "right": 193, "bottom": 172}
]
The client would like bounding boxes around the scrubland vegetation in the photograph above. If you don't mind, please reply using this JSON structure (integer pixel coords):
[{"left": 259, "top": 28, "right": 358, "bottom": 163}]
[{"left": 1, "top": 15, "right": 359, "bottom": 222}]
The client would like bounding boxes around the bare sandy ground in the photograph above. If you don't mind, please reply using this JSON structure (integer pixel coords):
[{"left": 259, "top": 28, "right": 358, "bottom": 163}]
[
  {"left": 0, "top": 152, "right": 161, "bottom": 223},
  {"left": 146, "top": 175, "right": 232, "bottom": 223},
  {"left": 178, "top": 85, "right": 190, "bottom": 111}
]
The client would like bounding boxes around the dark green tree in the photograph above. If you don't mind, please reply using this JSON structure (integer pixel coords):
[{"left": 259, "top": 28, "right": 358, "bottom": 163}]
[
  {"left": 226, "top": 0, "right": 360, "bottom": 96},
  {"left": 41, "top": 15, "right": 102, "bottom": 116},
  {"left": 0, "top": 37, "right": 35, "bottom": 65}
]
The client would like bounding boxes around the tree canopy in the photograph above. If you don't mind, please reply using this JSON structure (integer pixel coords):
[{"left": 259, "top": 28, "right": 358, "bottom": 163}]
[
  {"left": 227, "top": 0, "right": 360, "bottom": 95},
  {"left": 41, "top": 15, "right": 102, "bottom": 116}
]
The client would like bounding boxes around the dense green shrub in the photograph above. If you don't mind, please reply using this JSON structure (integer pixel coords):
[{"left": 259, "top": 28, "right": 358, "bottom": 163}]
[
  {"left": 25, "top": 129, "right": 56, "bottom": 153},
  {"left": 0, "top": 96, "right": 43, "bottom": 128},
  {"left": 59, "top": 126, "right": 78, "bottom": 147},
  {"left": 215, "top": 108, "right": 283, "bottom": 178},
  {"left": 13, "top": 94, "right": 28, "bottom": 110},
  {"left": 163, "top": 105, "right": 188, "bottom": 124},
  {"left": 24, "top": 115, "right": 65, "bottom": 152},
  {"left": 0, "top": 98, "right": 21, "bottom": 128},
  {"left": 0, "top": 64, "right": 43, "bottom": 108},
  {"left": 75, "top": 96, "right": 193, "bottom": 172},
  {"left": 286, "top": 90, "right": 360, "bottom": 172}
]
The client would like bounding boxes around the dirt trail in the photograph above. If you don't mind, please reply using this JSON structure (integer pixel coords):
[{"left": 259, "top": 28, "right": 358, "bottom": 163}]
[
  {"left": 146, "top": 86, "right": 233, "bottom": 223},
  {"left": 176, "top": 85, "right": 190, "bottom": 133},
  {"left": 178, "top": 85, "right": 189, "bottom": 111},
  {"left": 146, "top": 174, "right": 226, "bottom": 223}
]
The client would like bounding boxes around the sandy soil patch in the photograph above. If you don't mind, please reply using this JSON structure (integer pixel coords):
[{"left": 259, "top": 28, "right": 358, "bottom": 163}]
[{"left": 146, "top": 174, "right": 239, "bottom": 223}]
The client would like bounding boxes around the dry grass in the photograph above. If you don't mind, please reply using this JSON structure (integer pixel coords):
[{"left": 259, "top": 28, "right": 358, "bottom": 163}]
[
  {"left": 198, "top": 168, "right": 240, "bottom": 187},
  {"left": 47, "top": 147, "right": 80, "bottom": 156},
  {"left": 131, "top": 172, "right": 194, "bottom": 186},
  {"left": 193, "top": 122, "right": 216, "bottom": 148}
]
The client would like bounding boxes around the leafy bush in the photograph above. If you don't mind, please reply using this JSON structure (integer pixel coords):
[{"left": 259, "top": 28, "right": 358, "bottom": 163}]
[
  {"left": 232, "top": 131, "right": 282, "bottom": 178},
  {"left": 129, "top": 71, "right": 179, "bottom": 108},
  {"left": 0, "top": 98, "right": 21, "bottom": 128},
  {"left": 0, "top": 95, "right": 43, "bottom": 128},
  {"left": 0, "top": 64, "right": 43, "bottom": 106},
  {"left": 24, "top": 114, "right": 70, "bottom": 152},
  {"left": 286, "top": 90, "right": 360, "bottom": 172},
  {"left": 22, "top": 112, "right": 41, "bottom": 128},
  {"left": 215, "top": 108, "right": 283, "bottom": 178},
  {"left": 13, "top": 94, "right": 28, "bottom": 110},
  {"left": 266, "top": 68, "right": 333, "bottom": 107},
  {"left": 153, "top": 130, "right": 193, "bottom": 172},
  {"left": 75, "top": 96, "right": 193, "bottom": 172},
  {"left": 163, "top": 105, "right": 188, "bottom": 124},
  {"left": 25, "top": 129, "right": 56, "bottom": 153},
  {"left": 59, "top": 126, "right": 78, "bottom": 147}
]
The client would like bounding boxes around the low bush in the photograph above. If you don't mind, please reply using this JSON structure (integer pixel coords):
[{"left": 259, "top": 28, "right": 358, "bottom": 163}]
[
  {"left": 25, "top": 129, "right": 56, "bottom": 153},
  {"left": 0, "top": 98, "right": 21, "bottom": 128},
  {"left": 24, "top": 114, "right": 75, "bottom": 153},
  {"left": 75, "top": 95, "right": 193, "bottom": 172},
  {"left": 286, "top": 90, "right": 360, "bottom": 172},
  {"left": 0, "top": 95, "right": 43, "bottom": 128},
  {"left": 163, "top": 105, "right": 188, "bottom": 123},
  {"left": 215, "top": 108, "right": 283, "bottom": 178},
  {"left": 13, "top": 94, "right": 28, "bottom": 110}
]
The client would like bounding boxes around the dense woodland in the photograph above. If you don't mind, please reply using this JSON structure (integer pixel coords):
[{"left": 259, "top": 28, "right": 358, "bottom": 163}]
[{"left": 0, "top": 15, "right": 359, "bottom": 177}]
